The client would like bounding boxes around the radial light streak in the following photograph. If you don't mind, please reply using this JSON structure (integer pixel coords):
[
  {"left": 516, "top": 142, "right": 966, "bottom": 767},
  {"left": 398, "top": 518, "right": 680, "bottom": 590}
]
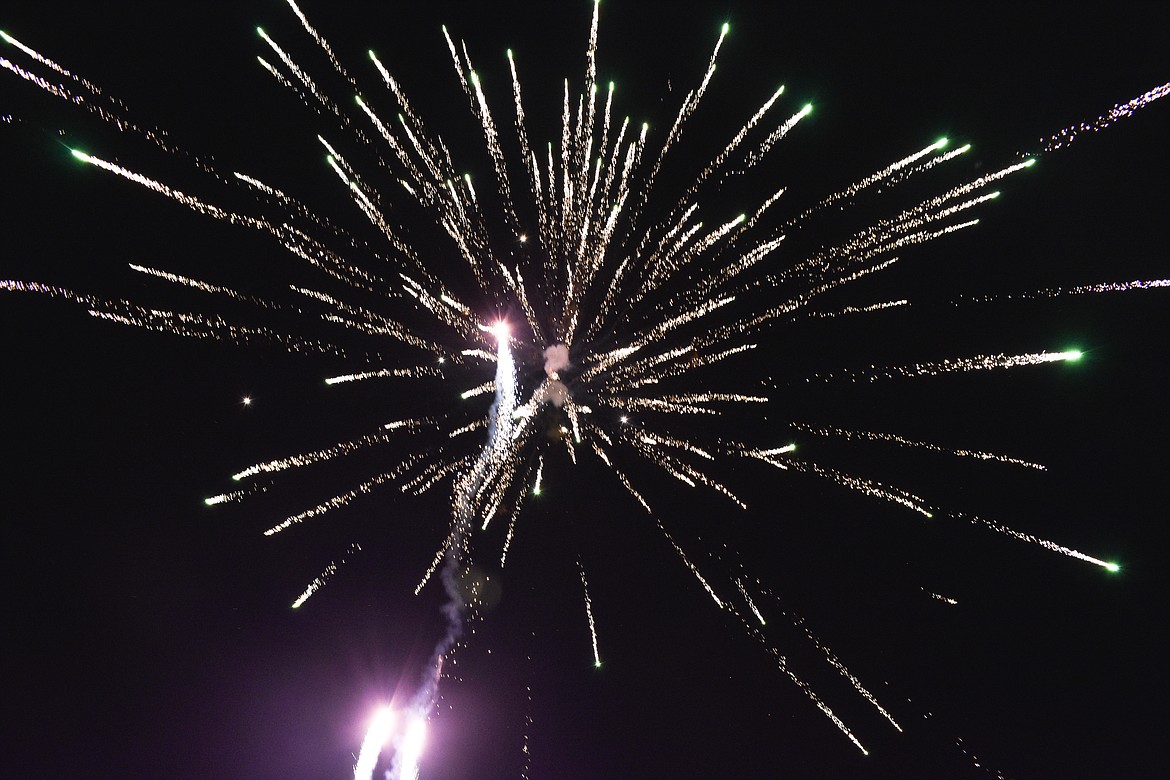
[
  {"left": 231, "top": 421, "right": 424, "bottom": 482},
  {"left": 962, "top": 512, "right": 1121, "bottom": 571},
  {"left": 924, "top": 589, "right": 959, "bottom": 605},
  {"left": 807, "top": 299, "right": 909, "bottom": 318},
  {"left": 1044, "top": 80, "right": 1170, "bottom": 150},
  {"left": 802, "top": 349, "right": 1083, "bottom": 383},
  {"left": 579, "top": 561, "right": 602, "bottom": 667},
  {"left": 954, "top": 278, "right": 1170, "bottom": 304},
  {"left": 325, "top": 367, "right": 439, "bottom": 384},
  {"left": 292, "top": 543, "right": 362, "bottom": 609},
  {"left": 794, "top": 423, "right": 1047, "bottom": 470}
]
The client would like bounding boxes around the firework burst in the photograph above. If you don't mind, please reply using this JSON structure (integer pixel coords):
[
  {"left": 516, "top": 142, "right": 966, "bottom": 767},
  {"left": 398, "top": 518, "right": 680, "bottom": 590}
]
[{"left": 4, "top": 2, "right": 1169, "bottom": 778}]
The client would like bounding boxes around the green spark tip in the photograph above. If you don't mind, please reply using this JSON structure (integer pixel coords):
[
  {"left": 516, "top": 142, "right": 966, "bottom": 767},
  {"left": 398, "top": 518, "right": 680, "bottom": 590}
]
[
  {"left": 69, "top": 148, "right": 88, "bottom": 161},
  {"left": 925, "top": 512, "right": 934, "bottom": 519},
  {"left": 594, "top": 661, "right": 602, "bottom": 668},
  {"left": 936, "top": 137, "right": 949, "bottom": 149},
  {"left": 608, "top": 81, "right": 615, "bottom": 91},
  {"left": 0, "top": 30, "right": 12, "bottom": 44},
  {"left": 231, "top": 475, "right": 242, "bottom": 482},
  {"left": 1105, "top": 562, "right": 1121, "bottom": 573},
  {"left": 203, "top": 498, "right": 215, "bottom": 506},
  {"left": 1065, "top": 349, "right": 1084, "bottom": 361},
  {"left": 989, "top": 191, "right": 1002, "bottom": 199},
  {"left": 722, "top": 22, "right": 730, "bottom": 34},
  {"left": 1023, "top": 158, "right": 1037, "bottom": 167},
  {"left": 255, "top": 26, "right": 265, "bottom": 36}
]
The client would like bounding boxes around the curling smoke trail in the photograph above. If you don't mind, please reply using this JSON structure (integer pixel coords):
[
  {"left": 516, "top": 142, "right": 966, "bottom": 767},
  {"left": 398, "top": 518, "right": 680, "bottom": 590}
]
[{"left": 393, "top": 323, "right": 517, "bottom": 779}]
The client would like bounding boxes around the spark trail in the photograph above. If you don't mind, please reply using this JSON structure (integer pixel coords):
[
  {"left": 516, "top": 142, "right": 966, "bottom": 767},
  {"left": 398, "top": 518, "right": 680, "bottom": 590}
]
[{"left": 2, "top": 0, "right": 1166, "bottom": 772}]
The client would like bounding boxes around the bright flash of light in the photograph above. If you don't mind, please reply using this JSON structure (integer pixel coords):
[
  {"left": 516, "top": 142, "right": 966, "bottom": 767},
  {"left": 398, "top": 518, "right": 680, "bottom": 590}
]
[
  {"left": 395, "top": 716, "right": 427, "bottom": 780},
  {"left": 478, "top": 320, "right": 511, "bottom": 341},
  {"left": 354, "top": 705, "right": 396, "bottom": 780}
]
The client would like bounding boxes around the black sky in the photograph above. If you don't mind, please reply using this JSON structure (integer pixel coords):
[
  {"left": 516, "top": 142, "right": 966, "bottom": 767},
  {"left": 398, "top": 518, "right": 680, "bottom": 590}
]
[{"left": 3, "top": 2, "right": 1170, "bottom": 779}]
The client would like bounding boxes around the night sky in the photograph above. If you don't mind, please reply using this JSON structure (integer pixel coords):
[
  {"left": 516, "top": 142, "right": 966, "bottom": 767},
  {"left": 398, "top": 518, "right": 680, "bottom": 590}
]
[{"left": 4, "top": 2, "right": 1170, "bottom": 779}]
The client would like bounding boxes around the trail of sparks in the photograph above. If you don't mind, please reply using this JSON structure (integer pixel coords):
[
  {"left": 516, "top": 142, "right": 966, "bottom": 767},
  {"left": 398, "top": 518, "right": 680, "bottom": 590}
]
[
  {"left": 924, "top": 589, "right": 959, "bottom": 605},
  {"left": 1043, "top": 80, "right": 1170, "bottom": 150},
  {"left": 752, "top": 583, "right": 904, "bottom": 733},
  {"left": 579, "top": 561, "right": 602, "bottom": 667},
  {"left": 799, "top": 349, "right": 1082, "bottom": 384},
  {"left": 793, "top": 422, "right": 1047, "bottom": 470},
  {"left": 292, "top": 543, "right": 361, "bottom": 609},
  {"left": 961, "top": 512, "right": 1120, "bottom": 572},
  {"left": 806, "top": 299, "right": 909, "bottom": 318},
  {"left": 953, "top": 278, "right": 1170, "bottom": 304},
  {"left": 789, "top": 460, "right": 935, "bottom": 518},
  {"left": 232, "top": 420, "right": 424, "bottom": 482},
  {"left": 325, "top": 367, "right": 440, "bottom": 384}
]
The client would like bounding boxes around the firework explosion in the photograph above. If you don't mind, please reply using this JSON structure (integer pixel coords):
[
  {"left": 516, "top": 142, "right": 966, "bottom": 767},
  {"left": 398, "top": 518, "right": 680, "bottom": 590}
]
[{"left": 4, "top": 2, "right": 1169, "bottom": 778}]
